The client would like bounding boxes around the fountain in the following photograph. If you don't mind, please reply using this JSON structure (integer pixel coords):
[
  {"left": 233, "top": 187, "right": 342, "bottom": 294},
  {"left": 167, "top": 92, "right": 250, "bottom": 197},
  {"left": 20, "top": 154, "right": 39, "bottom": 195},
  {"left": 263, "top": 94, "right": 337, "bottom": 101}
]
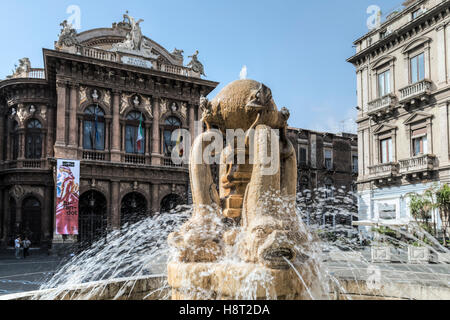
[
  {"left": 167, "top": 79, "right": 325, "bottom": 300},
  {"left": 1, "top": 80, "right": 448, "bottom": 301}
]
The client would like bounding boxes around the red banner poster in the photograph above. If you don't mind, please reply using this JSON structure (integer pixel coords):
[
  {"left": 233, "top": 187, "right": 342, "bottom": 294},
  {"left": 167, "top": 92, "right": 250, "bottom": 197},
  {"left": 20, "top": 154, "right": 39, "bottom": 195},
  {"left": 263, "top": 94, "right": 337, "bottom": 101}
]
[{"left": 55, "top": 159, "right": 80, "bottom": 235}]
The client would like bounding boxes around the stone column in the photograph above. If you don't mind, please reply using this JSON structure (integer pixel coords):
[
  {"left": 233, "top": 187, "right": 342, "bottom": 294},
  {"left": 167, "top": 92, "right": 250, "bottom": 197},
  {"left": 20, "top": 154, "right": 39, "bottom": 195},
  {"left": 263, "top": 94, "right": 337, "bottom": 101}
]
[
  {"left": 6, "top": 119, "right": 12, "bottom": 161},
  {"left": 151, "top": 98, "right": 161, "bottom": 165},
  {"left": 42, "top": 186, "right": 52, "bottom": 241},
  {"left": 0, "top": 115, "right": 4, "bottom": 162},
  {"left": 358, "top": 130, "right": 364, "bottom": 177},
  {"left": 105, "top": 118, "right": 111, "bottom": 152},
  {"left": 197, "top": 106, "right": 204, "bottom": 136},
  {"left": 2, "top": 189, "right": 10, "bottom": 244},
  {"left": 189, "top": 104, "right": 195, "bottom": 143},
  {"left": 18, "top": 130, "right": 25, "bottom": 160},
  {"left": 55, "top": 81, "right": 67, "bottom": 157},
  {"left": 437, "top": 24, "right": 447, "bottom": 85},
  {"left": 111, "top": 90, "right": 121, "bottom": 162},
  {"left": 68, "top": 83, "right": 79, "bottom": 150},
  {"left": 0, "top": 190, "right": 3, "bottom": 241},
  {"left": 426, "top": 118, "right": 433, "bottom": 155},
  {"left": 16, "top": 203, "right": 22, "bottom": 228},
  {"left": 46, "top": 106, "right": 55, "bottom": 157},
  {"left": 78, "top": 118, "right": 83, "bottom": 148},
  {"left": 446, "top": 23, "right": 450, "bottom": 84},
  {"left": 151, "top": 183, "right": 160, "bottom": 214},
  {"left": 424, "top": 42, "right": 431, "bottom": 80},
  {"left": 111, "top": 181, "right": 120, "bottom": 230},
  {"left": 439, "top": 102, "right": 449, "bottom": 164}
]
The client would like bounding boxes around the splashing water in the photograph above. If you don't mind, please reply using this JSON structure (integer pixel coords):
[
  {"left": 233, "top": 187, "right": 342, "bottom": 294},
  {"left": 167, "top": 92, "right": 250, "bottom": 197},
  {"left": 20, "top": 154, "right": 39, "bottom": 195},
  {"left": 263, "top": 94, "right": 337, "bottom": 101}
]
[{"left": 33, "top": 188, "right": 449, "bottom": 300}]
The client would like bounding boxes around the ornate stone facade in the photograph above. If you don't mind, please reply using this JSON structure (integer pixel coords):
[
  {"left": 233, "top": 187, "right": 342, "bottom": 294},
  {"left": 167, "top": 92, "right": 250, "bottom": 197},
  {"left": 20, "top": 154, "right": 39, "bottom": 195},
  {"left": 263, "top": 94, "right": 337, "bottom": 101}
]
[
  {"left": 348, "top": 0, "right": 450, "bottom": 232},
  {"left": 0, "top": 14, "right": 218, "bottom": 248}
]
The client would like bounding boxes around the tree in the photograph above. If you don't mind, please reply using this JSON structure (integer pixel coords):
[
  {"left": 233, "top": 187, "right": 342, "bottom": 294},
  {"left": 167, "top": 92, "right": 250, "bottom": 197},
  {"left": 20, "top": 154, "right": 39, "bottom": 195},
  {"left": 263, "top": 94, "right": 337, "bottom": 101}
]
[
  {"left": 435, "top": 184, "right": 450, "bottom": 247},
  {"left": 409, "top": 191, "right": 434, "bottom": 235}
]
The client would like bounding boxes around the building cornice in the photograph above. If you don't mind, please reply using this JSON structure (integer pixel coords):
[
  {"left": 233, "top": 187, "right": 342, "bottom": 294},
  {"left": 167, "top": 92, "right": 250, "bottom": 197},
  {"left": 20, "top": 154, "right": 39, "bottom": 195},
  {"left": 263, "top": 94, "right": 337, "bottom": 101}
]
[{"left": 347, "top": 0, "right": 450, "bottom": 66}]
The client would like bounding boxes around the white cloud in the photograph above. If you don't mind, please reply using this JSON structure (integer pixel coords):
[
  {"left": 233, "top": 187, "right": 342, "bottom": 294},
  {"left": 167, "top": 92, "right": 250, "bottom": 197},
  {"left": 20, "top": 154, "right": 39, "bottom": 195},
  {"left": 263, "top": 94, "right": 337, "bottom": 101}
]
[{"left": 239, "top": 65, "right": 247, "bottom": 80}]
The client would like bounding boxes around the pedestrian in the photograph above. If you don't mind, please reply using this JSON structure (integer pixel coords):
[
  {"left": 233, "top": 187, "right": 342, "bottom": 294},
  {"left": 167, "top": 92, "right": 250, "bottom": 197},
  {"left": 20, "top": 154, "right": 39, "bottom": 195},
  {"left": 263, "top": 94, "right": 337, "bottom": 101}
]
[
  {"left": 14, "top": 236, "right": 21, "bottom": 259},
  {"left": 23, "top": 237, "right": 31, "bottom": 258}
]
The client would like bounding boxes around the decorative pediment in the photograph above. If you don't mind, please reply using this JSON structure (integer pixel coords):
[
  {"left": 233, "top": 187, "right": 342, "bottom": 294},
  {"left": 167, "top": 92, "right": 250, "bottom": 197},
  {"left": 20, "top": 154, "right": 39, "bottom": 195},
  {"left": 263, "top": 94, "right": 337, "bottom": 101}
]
[
  {"left": 371, "top": 55, "right": 396, "bottom": 70},
  {"left": 402, "top": 36, "right": 431, "bottom": 53},
  {"left": 403, "top": 111, "right": 432, "bottom": 125},
  {"left": 373, "top": 123, "right": 397, "bottom": 135}
]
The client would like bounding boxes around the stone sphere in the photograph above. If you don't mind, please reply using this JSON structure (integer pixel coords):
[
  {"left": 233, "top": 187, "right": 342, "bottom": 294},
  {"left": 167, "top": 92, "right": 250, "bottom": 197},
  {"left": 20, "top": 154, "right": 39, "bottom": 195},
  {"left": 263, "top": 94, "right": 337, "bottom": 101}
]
[{"left": 209, "top": 79, "right": 281, "bottom": 132}]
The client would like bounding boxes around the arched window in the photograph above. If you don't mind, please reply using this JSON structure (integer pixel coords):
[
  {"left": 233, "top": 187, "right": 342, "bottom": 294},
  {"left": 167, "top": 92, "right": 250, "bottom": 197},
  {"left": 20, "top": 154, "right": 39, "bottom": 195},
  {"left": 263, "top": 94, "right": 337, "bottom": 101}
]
[
  {"left": 25, "top": 119, "right": 43, "bottom": 159},
  {"left": 160, "top": 194, "right": 184, "bottom": 213},
  {"left": 125, "top": 111, "right": 145, "bottom": 154},
  {"left": 163, "top": 116, "right": 182, "bottom": 157},
  {"left": 121, "top": 192, "right": 148, "bottom": 226},
  {"left": 10, "top": 121, "right": 19, "bottom": 160},
  {"left": 79, "top": 190, "right": 107, "bottom": 246},
  {"left": 83, "top": 105, "right": 105, "bottom": 151}
]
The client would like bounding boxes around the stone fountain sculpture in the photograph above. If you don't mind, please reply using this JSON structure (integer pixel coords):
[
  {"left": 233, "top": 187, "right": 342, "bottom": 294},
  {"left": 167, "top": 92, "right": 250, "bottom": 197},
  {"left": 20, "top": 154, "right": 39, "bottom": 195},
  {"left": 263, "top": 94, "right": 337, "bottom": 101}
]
[{"left": 168, "top": 80, "right": 319, "bottom": 300}]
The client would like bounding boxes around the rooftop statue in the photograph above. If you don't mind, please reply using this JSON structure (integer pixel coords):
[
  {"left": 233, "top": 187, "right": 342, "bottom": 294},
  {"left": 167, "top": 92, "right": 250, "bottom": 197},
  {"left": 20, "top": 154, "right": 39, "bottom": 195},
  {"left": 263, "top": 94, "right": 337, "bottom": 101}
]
[
  {"left": 7, "top": 58, "right": 31, "bottom": 79},
  {"left": 111, "top": 11, "right": 159, "bottom": 60},
  {"left": 187, "top": 50, "right": 206, "bottom": 77},
  {"left": 56, "top": 20, "right": 79, "bottom": 50},
  {"left": 172, "top": 48, "right": 184, "bottom": 61}
]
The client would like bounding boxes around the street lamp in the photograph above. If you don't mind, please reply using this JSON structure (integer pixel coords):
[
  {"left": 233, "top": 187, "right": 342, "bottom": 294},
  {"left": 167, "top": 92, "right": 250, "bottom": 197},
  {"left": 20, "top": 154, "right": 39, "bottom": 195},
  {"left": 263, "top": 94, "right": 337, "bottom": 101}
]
[
  {"left": 131, "top": 194, "right": 137, "bottom": 209},
  {"left": 89, "top": 192, "right": 96, "bottom": 208}
]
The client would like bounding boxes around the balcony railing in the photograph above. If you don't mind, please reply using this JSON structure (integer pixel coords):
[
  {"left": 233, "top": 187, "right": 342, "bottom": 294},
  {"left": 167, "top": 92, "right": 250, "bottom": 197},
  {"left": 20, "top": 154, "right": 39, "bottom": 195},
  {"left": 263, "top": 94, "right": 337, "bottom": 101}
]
[
  {"left": 65, "top": 45, "right": 196, "bottom": 78},
  {"left": 82, "top": 150, "right": 108, "bottom": 161},
  {"left": 399, "top": 154, "right": 436, "bottom": 175},
  {"left": 76, "top": 46, "right": 118, "bottom": 63},
  {"left": 4, "top": 159, "right": 47, "bottom": 169},
  {"left": 368, "top": 94, "right": 396, "bottom": 113},
  {"left": 22, "top": 160, "right": 43, "bottom": 168},
  {"left": 9, "top": 68, "right": 45, "bottom": 79},
  {"left": 124, "top": 154, "right": 146, "bottom": 165},
  {"left": 159, "top": 63, "right": 190, "bottom": 77},
  {"left": 399, "top": 79, "right": 432, "bottom": 103},
  {"left": 369, "top": 162, "right": 399, "bottom": 177}
]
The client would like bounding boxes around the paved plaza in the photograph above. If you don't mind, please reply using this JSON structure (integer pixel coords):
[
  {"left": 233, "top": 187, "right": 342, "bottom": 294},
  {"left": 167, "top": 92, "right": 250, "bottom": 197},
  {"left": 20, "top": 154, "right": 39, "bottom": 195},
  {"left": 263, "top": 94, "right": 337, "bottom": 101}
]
[
  {"left": 0, "top": 247, "right": 448, "bottom": 298},
  {"left": 0, "top": 249, "right": 66, "bottom": 295}
]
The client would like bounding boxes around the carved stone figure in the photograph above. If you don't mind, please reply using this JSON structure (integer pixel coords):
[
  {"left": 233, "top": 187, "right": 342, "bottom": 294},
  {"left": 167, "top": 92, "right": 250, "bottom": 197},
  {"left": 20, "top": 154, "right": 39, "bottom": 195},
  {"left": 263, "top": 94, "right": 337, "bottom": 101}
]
[
  {"left": 168, "top": 80, "right": 317, "bottom": 300},
  {"left": 160, "top": 98, "right": 168, "bottom": 115},
  {"left": 56, "top": 20, "right": 79, "bottom": 49},
  {"left": 8, "top": 58, "right": 31, "bottom": 79},
  {"left": 111, "top": 12, "right": 159, "bottom": 60},
  {"left": 172, "top": 48, "right": 184, "bottom": 63},
  {"left": 187, "top": 51, "right": 206, "bottom": 77}
]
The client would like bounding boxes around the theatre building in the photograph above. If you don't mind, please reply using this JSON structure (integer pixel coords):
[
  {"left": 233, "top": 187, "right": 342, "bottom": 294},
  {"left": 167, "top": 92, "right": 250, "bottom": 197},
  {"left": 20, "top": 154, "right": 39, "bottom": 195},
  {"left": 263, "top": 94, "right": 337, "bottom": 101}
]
[{"left": 0, "top": 14, "right": 218, "bottom": 248}]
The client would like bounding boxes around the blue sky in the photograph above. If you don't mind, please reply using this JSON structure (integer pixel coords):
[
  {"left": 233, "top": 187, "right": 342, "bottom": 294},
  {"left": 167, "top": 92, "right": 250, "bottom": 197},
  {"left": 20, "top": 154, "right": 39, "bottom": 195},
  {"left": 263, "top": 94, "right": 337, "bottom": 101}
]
[{"left": 0, "top": 0, "right": 400, "bottom": 133}]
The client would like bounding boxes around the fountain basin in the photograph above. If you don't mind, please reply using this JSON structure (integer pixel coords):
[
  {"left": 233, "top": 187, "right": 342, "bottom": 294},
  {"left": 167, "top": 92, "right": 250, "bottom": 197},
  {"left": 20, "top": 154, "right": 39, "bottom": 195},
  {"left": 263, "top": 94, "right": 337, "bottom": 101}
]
[
  {"left": 0, "top": 275, "right": 168, "bottom": 301},
  {"left": 1, "top": 273, "right": 449, "bottom": 300},
  {"left": 167, "top": 261, "right": 319, "bottom": 300}
]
